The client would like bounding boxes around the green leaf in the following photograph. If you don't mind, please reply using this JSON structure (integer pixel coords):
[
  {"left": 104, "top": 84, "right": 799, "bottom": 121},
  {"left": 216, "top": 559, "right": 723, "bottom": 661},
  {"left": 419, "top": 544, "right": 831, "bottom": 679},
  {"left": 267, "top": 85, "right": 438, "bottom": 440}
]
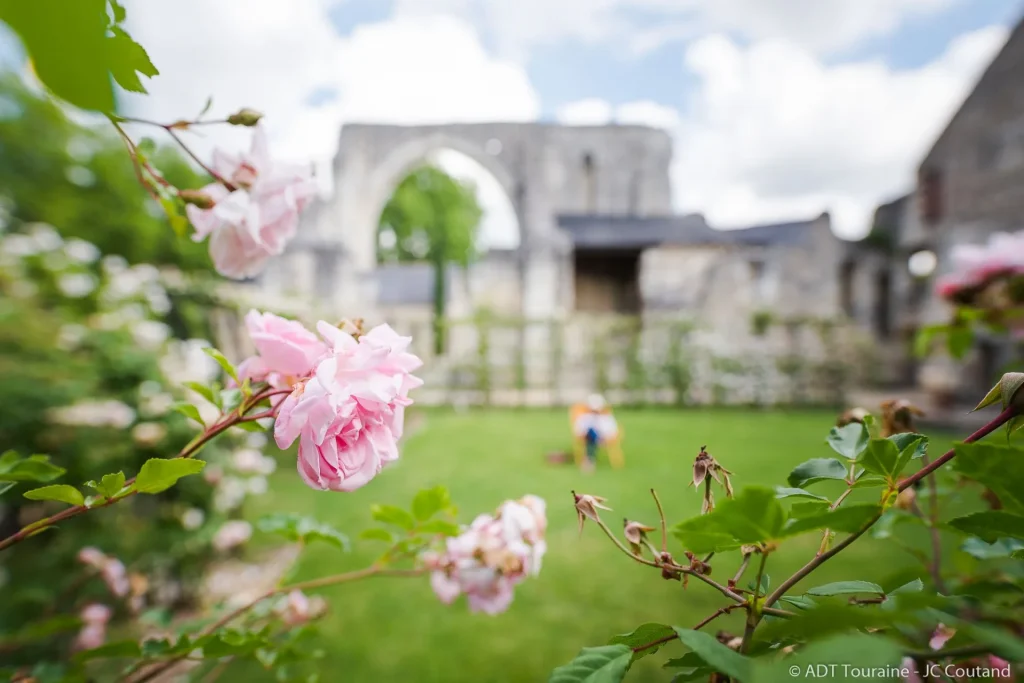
[
  {"left": 198, "top": 95, "right": 213, "bottom": 118},
  {"left": 952, "top": 442, "right": 1024, "bottom": 513},
  {"left": 787, "top": 458, "right": 848, "bottom": 488},
  {"left": 805, "top": 581, "right": 883, "bottom": 596},
  {"left": 949, "top": 511, "right": 1024, "bottom": 543},
  {"left": 857, "top": 438, "right": 911, "bottom": 482},
  {"left": 827, "top": 422, "right": 869, "bottom": 459},
  {"left": 412, "top": 486, "right": 451, "bottom": 521},
  {"left": 418, "top": 519, "right": 461, "bottom": 536},
  {"left": 961, "top": 537, "right": 1024, "bottom": 560},
  {"left": 779, "top": 595, "right": 817, "bottom": 610},
  {"left": 975, "top": 381, "right": 1003, "bottom": 412},
  {"left": 359, "top": 528, "right": 394, "bottom": 543},
  {"left": 781, "top": 504, "right": 881, "bottom": 537},
  {"left": 158, "top": 196, "right": 189, "bottom": 237},
  {"left": 753, "top": 633, "right": 903, "bottom": 683},
  {"left": 948, "top": 325, "right": 974, "bottom": 359},
  {"left": 851, "top": 474, "right": 888, "bottom": 489},
  {"left": 0, "top": 452, "right": 66, "bottom": 483},
  {"left": 955, "top": 622, "right": 1024, "bottom": 662},
  {"left": 1012, "top": 549, "right": 1024, "bottom": 560},
  {"left": 233, "top": 420, "right": 267, "bottom": 433},
  {"left": 608, "top": 623, "right": 675, "bottom": 661},
  {"left": 202, "top": 347, "right": 239, "bottom": 383},
  {"left": 887, "top": 433, "right": 927, "bottom": 459},
  {"left": 889, "top": 579, "right": 923, "bottom": 595},
  {"left": 548, "top": 645, "right": 632, "bottom": 683},
  {"left": 671, "top": 516, "right": 742, "bottom": 554},
  {"left": 788, "top": 501, "right": 830, "bottom": 518},
  {"left": 105, "top": 26, "right": 158, "bottom": 94},
  {"left": 134, "top": 458, "right": 205, "bottom": 494},
  {"left": 172, "top": 402, "right": 205, "bottom": 426},
  {"left": 671, "top": 628, "right": 751, "bottom": 681},
  {"left": 184, "top": 381, "right": 218, "bottom": 406},
  {"left": 109, "top": 0, "right": 126, "bottom": 23},
  {"left": 74, "top": 639, "right": 141, "bottom": 662},
  {"left": 707, "top": 486, "right": 787, "bottom": 544},
  {"left": 97, "top": 471, "right": 126, "bottom": 499},
  {"left": 1, "top": 0, "right": 115, "bottom": 111},
  {"left": 220, "top": 388, "right": 243, "bottom": 414},
  {"left": 755, "top": 604, "right": 898, "bottom": 643},
  {"left": 662, "top": 652, "right": 706, "bottom": 669},
  {"left": 370, "top": 504, "right": 416, "bottom": 531},
  {"left": 200, "top": 630, "right": 268, "bottom": 658},
  {"left": 24, "top": 484, "right": 84, "bottom": 506},
  {"left": 775, "top": 487, "right": 828, "bottom": 502},
  {"left": 258, "top": 514, "right": 351, "bottom": 550}
]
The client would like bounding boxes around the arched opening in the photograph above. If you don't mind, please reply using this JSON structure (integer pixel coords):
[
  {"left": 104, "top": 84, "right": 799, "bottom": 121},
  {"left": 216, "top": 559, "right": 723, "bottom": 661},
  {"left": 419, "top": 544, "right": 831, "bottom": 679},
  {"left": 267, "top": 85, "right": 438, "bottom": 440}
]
[
  {"left": 373, "top": 147, "right": 522, "bottom": 353},
  {"left": 582, "top": 152, "right": 597, "bottom": 213}
]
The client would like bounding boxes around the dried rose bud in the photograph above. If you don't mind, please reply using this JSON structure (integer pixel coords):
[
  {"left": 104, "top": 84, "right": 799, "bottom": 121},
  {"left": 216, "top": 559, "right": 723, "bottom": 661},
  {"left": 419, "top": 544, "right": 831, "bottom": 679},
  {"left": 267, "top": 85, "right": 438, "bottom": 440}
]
[
  {"left": 227, "top": 107, "right": 263, "bottom": 127},
  {"left": 894, "top": 487, "right": 916, "bottom": 511},
  {"left": 623, "top": 519, "right": 656, "bottom": 555},
  {"left": 573, "top": 491, "right": 610, "bottom": 536},
  {"left": 178, "top": 189, "right": 216, "bottom": 209}
]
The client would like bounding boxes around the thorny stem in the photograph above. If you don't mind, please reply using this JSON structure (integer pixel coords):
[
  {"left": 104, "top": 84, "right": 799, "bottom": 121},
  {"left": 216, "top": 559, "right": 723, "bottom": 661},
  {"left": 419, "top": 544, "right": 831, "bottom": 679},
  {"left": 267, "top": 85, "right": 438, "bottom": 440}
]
[
  {"left": 126, "top": 565, "right": 425, "bottom": 683},
  {"left": 0, "top": 386, "right": 283, "bottom": 553},
  {"left": 631, "top": 605, "right": 740, "bottom": 654},
  {"left": 765, "top": 405, "right": 1018, "bottom": 610},
  {"left": 651, "top": 488, "right": 668, "bottom": 553},
  {"left": 917, "top": 451, "right": 948, "bottom": 594},
  {"left": 741, "top": 550, "right": 770, "bottom": 654},
  {"left": 164, "top": 126, "right": 237, "bottom": 191}
]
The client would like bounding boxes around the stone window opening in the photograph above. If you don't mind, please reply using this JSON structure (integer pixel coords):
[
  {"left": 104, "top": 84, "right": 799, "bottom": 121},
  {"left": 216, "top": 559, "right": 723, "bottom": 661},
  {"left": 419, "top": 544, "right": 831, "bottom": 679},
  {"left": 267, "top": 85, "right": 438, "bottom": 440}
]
[
  {"left": 839, "top": 260, "right": 856, "bottom": 318},
  {"left": 582, "top": 152, "right": 597, "bottom": 213},
  {"left": 918, "top": 167, "right": 944, "bottom": 226},
  {"left": 749, "top": 259, "right": 769, "bottom": 301}
]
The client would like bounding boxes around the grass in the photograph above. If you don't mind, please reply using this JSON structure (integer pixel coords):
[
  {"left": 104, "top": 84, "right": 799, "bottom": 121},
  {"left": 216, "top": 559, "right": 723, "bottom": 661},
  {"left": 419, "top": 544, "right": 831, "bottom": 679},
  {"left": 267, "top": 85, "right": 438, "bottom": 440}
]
[{"left": 242, "top": 407, "right": 956, "bottom": 683}]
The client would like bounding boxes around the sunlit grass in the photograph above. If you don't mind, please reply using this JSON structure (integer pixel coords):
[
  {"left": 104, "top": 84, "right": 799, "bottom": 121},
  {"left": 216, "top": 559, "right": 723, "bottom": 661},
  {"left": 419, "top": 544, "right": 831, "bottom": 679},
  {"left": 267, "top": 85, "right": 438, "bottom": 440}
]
[{"left": 243, "top": 407, "right": 955, "bottom": 682}]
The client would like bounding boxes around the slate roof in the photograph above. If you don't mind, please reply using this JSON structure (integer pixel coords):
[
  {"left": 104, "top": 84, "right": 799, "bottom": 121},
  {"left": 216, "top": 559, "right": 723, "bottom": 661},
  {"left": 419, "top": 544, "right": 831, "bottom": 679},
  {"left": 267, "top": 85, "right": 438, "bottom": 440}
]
[{"left": 557, "top": 214, "right": 820, "bottom": 250}]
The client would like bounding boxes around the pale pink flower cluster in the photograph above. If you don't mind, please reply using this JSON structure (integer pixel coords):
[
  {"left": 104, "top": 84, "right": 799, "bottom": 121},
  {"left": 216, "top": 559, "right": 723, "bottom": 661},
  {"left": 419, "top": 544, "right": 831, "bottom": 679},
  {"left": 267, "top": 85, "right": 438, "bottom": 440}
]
[
  {"left": 935, "top": 230, "right": 1024, "bottom": 300},
  {"left": 78, "top": 547, "right": 129, "bottom": 597},
  {"left": 185, "top": 126, "right": 317, "bottom": 280},
  {"left": 275, "top": 590, "right": 328, "bottom": 627},
  {"left": 260, "top": 319, "right": 422, "bottom": 493},
  {"left": 212, "top": 520, "right": 253, "bottom": 552},
  {"left": 903, "top": 624, "right": 1013, "bottom": 683},
  {"left": 423, "top": 495, "right": 546, "bottom": 615},
  {"left": 74, "top": 603, "right": 112, "bottom": 651}
]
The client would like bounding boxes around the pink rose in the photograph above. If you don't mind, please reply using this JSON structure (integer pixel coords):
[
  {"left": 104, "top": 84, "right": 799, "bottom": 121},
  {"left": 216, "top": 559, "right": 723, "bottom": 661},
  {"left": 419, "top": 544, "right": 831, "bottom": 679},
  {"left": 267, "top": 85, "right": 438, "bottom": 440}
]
[
  {"left": 74, "top": 603, "right": 112, "bottom": 651},
  {"left": 185, "top": 126, "right": 317, "bottom": 280},
  {"left": 274, "top": 322, "right": 423, "bottom": 493},
  {"left": 77, "top": 547, "right": 130, "bottom": 597},
  {"left": 423, "top": 496, "right": 547, "bottom": 615},
  {"left": 238, "top": 310, "right": 328, "bottom": 385},
  {"left": 276, "top": 590, "right": 327, "bottom": 626}
]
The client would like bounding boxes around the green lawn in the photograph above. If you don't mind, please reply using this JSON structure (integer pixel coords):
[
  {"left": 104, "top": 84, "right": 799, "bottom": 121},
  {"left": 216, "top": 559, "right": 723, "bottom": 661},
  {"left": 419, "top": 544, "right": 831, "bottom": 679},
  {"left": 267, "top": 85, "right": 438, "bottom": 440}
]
[{"left": 243, "top": 408, "right": 955, "bottom": 683}]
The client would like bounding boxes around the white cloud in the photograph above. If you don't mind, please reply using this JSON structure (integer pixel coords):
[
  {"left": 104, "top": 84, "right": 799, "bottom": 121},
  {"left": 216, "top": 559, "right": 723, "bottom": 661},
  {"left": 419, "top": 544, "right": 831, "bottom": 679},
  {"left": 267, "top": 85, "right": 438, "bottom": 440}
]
[
  {"left": 669, "top": 25, "right": 1008, "bottom": 237},
  {"left": 121, "top": 3, "right": 539, "bottom": 194},
  {"left": 556, "top": 98, "right": 614, "bottom": 125},
  {"left": 392, "top": 0, "right": 961, "bottom": 59}
]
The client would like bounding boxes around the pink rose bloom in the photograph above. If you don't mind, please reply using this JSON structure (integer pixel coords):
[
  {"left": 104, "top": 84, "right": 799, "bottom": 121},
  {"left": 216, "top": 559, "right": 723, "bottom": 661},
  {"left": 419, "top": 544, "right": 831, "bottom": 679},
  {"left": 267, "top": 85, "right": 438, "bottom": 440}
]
[
  {"left": 77, "top": 547, "right": 129, "bottom": 597},
  {"left": 212, "top": 520, "right": 253, "bottom": 552},
  {"left": 185, "top": 126, "right": 317, "bottom": 280},
  {"left": 424, "top": 495, "right": 547, "bottom": 615},
  {"left": 236, "top": 310, "right": 328, "bottom": 387},
  {"left": 276, "top": 590, "right": 327, "bottom": 626},
  {"left": 274, "top": 322, "right": 423, "bottom": 492},
  {"left": 74, "top": 604, "right": 112, "bottom": 651}
]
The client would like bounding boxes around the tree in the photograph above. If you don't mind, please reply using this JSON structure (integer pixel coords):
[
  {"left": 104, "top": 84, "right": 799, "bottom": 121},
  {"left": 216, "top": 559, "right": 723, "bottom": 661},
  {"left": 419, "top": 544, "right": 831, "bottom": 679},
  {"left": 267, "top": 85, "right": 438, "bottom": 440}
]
[
  {"left": 378, "top": 165, "right": 482, "bottom": 354},
  {"left": 0, "top": 75, "right": 213, "bottom": 271}
]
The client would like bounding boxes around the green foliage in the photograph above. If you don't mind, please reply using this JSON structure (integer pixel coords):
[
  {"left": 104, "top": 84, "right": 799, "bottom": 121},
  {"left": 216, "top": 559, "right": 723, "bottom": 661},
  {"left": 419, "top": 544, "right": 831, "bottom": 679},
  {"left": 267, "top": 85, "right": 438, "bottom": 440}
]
[
  {"left": 673, "top": 487, "right": 786, "bottom": 549},
  {"left": 786, "top": 458, "right": 848, "bottom": 488},
  {"left": 825, "top": 422, "right": 868, "bottom": 459},
  {"left": 23, "top": 484, "right": 85, "bottom": 506},
  {"left": 607, "top": 623, "right": 674, "bottom": 661},
  {"left": 948, "top": 511, "right": 1024, "bottom": 543},
  {"left": 804, "top": 580, "right": 884, "bottom": 596},
  {"left": 0, "top": 76, "right": 212, "bottom": 271},
  {"left": 856, "top": 437, "right": 920, "bottom": 484},
  {"left": 133, "top": 457, "right": 206, "bottom": 494},
  {"left": 258, "top": 513, "right": 351, "bottom": 551},
  {"left": 951, "top": 442, "right": 1024, "bottom": 513},
  {"left": 671, "top": 628, "right": 751, "bottom": 681},
  {"left": 548, "top": 645, "right": 632, "bottom": 683},
  {"left": 781, "top": 505, "right": 880, "bottom": 537},
  {"left": 412, "top": 485, "right": 452, "bottom": 521},
  {"left": 0, "top": 451, "right": 66, "bottom": 483}
]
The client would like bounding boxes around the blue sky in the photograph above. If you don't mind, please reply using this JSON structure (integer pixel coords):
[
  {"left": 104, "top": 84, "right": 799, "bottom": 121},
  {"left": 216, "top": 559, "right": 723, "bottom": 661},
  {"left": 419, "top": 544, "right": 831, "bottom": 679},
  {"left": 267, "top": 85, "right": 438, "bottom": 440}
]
[{"left": 5, "top": 0, "right": 1022, "bottom": 239}]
